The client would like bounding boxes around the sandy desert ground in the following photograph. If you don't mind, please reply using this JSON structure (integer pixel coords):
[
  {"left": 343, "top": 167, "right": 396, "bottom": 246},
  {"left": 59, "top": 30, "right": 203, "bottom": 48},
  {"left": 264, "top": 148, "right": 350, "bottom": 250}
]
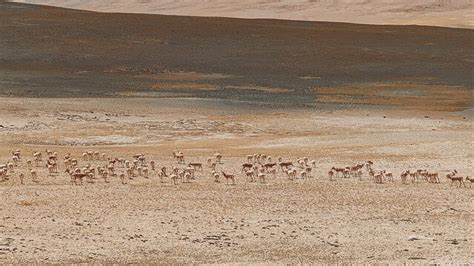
[
  {"left": 12, "top": 0, "right": 474, "bottom": 28},
  {"left": 0, "top": 97, "right": 473, "bottom": 264},
  {"left": 1, "top": 1, "right": 473, "bottom": 264}
]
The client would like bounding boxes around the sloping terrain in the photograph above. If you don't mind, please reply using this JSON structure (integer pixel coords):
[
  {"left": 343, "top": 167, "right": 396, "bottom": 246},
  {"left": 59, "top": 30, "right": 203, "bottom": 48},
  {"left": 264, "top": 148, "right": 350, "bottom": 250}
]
[
  {"left": 11, "top": 0, "right": 474, "bottom": 28},
  {"left": 0, "top": 2, "right": 473, "bottom": 109}
]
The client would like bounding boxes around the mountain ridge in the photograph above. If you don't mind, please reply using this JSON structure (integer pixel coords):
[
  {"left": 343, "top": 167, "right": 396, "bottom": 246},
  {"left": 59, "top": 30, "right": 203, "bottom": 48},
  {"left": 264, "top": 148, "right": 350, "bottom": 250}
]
[{"left": 11, "top": 0, "right": 474, "bottom": 28}]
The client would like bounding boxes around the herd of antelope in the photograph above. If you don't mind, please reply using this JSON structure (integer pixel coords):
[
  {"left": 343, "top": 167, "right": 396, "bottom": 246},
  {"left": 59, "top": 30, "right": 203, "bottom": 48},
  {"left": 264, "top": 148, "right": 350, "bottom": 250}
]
[{"left": 0, "top": 149, "right": 472, "bottom": 188}]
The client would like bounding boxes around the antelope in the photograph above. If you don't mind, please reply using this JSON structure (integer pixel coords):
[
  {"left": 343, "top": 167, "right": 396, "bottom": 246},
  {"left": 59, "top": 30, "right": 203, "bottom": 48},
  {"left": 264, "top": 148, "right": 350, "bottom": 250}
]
[
  {"left": 142, "top": 168, "right": 149, "bottom": 178},
  {"left": 305, "top": 167, "right": 313, "bottom": 178},
  {"left": 188, "top": 162, "right": 203, "bottom": 171},
  {"left": 242, "top": 163, "right": 253, "bottom": 172},
  {"left": 465, "top": 176, "right": 473, "bottom": 187},
  {"left": 210, "top": 162, "right": 217, "bottom": 171},
  {"left": 245, "top": 170, "right": 255, "bottom": 182},
  {"left": 268, "top": 168, "right": 277, "bottom": 178},
  {"left": 173, "top": 151, "right": 185, "bottom": 164},
  {"left": 400, "top": 171, "right": 409, "bottom": 184},
  {"left": 101, "top": 170, "right": 109, "bottom": 183},
  {"left": 246, "top": 155, "right": 253, "bottom": 163},
  {"left": 365, "top": 161, "right": 373, "bottom": 171},
  {"left": 355, "top": 169, "right": 363, "bottom": 180},
  {"left": 161, "top": 166, "right": 168, "bottom": 177},
  {"left": 331, "top": 167, "right": 344, "bottom": 178},
  {"left": 183, "top": 172, "right": 192, "bottom": 183},
  {"left": 19, "top": 173, "right": 24, "bottom": 184},
  {"left": 263, "top": 163, "right": 277, "bottom": 172},
  {"left": 213, "top": 172, "right": 220, "bottom": 183},
  {"left": 374, "top": 172, "right": 383, "bottom": 184},
  {"left": 30, "top": 170, "right": 38, "bottom": 182},
  {"left": 446, "top": 171, "right": 465, "bottom": 188},
  {"left": 6, "top": 162, "right": 14, "bottom": 174},
  {"left": 215, "top": 153, "right": 223, "bottom": 164},
  {"left": 409, "top": 172, "right": 417, "bottom": 183},
  {"left": 328, "top": 170, "right": 334, "bottom": 181},
  {"left": 279, "top": 162, "right": 293, "bottom": 172},
  {"left": 383, "top": 171, "right": 393, "bottom": 182},
  {"left": 258, "top": 173, "right": 266, "bottom": 183},
  {"left": 342, "top": 168, "right": 350, "bottom": 178},
  {"left": 427, "top": 172, "right": 439, "bottom": 183},
  {"left": 12, "top": 149, "right": 21, "bottom": 160},
  {"left": 170, "top": 174, "right": 179, "bottom": 185},
  {"left": 0, "top": 168, "right": 6, "bottom": 182},
  {"left": 185, "top": 167, "right": 195, "bottom": 179},
  {"left": 137, "top": 166, "right": 143, "bottom": 177},
  {"left": 300, "top": 171, "right": 307, "bottom": 179},
  {"left": 286, "top": 168, "right": 297, "bottom": 180},
  {"left": 221, "top": 171, "right": 235, "bottom": 185},
  {"left": 12, "top": 155, "right": 19, "bottom": 166},
  {"left": 119, "top": 173, "right": 127, "bottom": 184},
  {"left": 158, "top": 171, "right": 165, "bottom": 183}
]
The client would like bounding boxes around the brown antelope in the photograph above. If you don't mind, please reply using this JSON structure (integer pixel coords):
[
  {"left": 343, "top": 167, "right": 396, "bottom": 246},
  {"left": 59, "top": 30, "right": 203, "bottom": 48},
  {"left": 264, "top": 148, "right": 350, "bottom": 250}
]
[
  {"left": 170, "top": 174, "right": 179, "bottom": 185},
  {"left": 0, "top": 168, "right": 6, "bottom": 182},
  {"left": 119, "top": 173, "right": 127, "bottom": 184},
  {"left": 19, "top": 173, "right": 24, "bottom": 184},
  {"left": 221, "top": 171, "right": 235, "bottom": 185},
  {"left": 142, "top": 168, "right": 149, "bottom": 178},
  {"left": 210, "top": 162, "right": 217, "bottom": 171},
  {"left": 242, "top": 163, "right": 253, "bottom": 173},
  {"left": 213, "top": 172, "right": 220, "bottom": 183},
  {"left": 400, "top": 170, "right": 409, "bottom": 184},
  {"left": 331, "top": 167, "right": 344, "bottom": 178},
  {"left": 328, "top": 170, "right": 334, "bottom": 181},
  {"left": 446, "top": 171, "right": 465, "bottom": 188},
  {"left": 286, "top": 168, "right": 297, "bottom": 180},
  {"left": 279, "top": 162, "right": 293, "bottom": 172},
  {"left": 374, "top": 172, "right": 383, "bottom": 184},
  {"left": 383, "top": 170, "right": 394, "bottom": 182},
  {"left": 246, "top": 155, "right": 253, "bottom": 163},
  {"left": 245, "top": 170, "right": 255, "bottom": 182},
  {"left": 65, "top": 168, "right": 85, "bottom": 185},
  {"left": 215, "top": 153, "right": 223, "bottom": 164},
  {"left": 427, "top": 172, "right": 439, "bottom": 183},
  {"left": 173, "top": 151, "right": 185, "bottom": 164},
  {"left": 30, "top": 170, "right": 38, "bottom": 182},
  {"left": 465, "top": 177, "right": 473, "bottom": 187},
  {"left": 268, "top": 168, "right": 277, "bottom": 178},
  {"left": 188, "top": 162, "right": 203, "bottom": 171},
  {"left": 300, "top": 171, "right": 307, "bottom": 179},
  {"left": 263, "top": 163, "right": 277, "bottom": 172}
]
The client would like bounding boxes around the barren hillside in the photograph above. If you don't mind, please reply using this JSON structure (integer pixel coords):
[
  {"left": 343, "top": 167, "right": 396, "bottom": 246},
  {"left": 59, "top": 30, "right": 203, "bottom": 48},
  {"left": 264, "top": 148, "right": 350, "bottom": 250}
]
[
  {"left": 11, "top": 0, "right": 474, "bottom": 28},
  {"left": 1, "top": 1, "right": 473, "bottom": 109}
]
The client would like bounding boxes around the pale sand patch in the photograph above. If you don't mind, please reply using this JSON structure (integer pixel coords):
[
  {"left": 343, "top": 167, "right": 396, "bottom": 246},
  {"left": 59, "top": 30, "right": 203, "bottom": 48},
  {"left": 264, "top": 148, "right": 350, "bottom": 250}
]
[
  {"left": 138, "top": 72, "right": 232, "bottom": 81},
  {"left": 152, "top": 82, "right": 218, "bottom": 91},
  {"left": 224, "top": 85, "right": 290, "bottom": 93},
  {"left": 63, "top": 135, "right": 139, "bottom": 145}
]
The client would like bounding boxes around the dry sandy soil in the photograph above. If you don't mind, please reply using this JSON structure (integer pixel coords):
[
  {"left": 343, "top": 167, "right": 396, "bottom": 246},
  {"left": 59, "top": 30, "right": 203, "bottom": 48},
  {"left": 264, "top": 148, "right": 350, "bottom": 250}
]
[
  {"left": 0, "top": 97, "right": 473, "bottom": 264},
  {"left": 12, "top": 0, "right": 474, "bottom": 28},
  {"left": 1, "top": 1, "right": 473, "bottom": 264}
]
